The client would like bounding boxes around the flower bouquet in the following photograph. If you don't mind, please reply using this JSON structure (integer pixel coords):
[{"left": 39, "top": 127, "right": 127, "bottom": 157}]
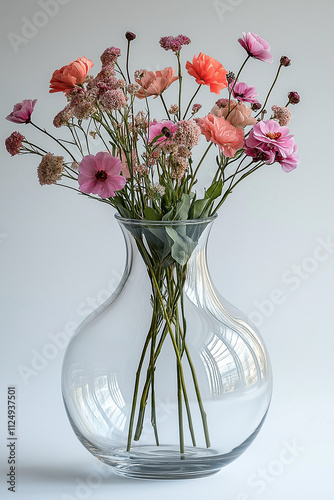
[{"left": 5, "top": 31, "right": 300, "bottom": 474}]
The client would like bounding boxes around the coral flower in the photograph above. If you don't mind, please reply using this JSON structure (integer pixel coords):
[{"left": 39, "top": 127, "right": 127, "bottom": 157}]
[
  {"left": 49, "top": 57, "right": 94, "bottom": 94},
  {"left": 186, "top": 53, "right": 227, "bottom": 94},
  {"left": 231, "top": 81, "right": 258, "bottom": 103},
  {"left": 211, "top": 99, "right": 256, "bottom": 129},
  {"left": 6, "top": 99, "right": 37, "bottom": 124},
  {"left": 78, "top": 152, "right": 126, "bottom": 198},
  {"left": 135, "top": 68, "right": 178, "bottom": 99},
  {"left": 197, "top": 114, "right": 244, "bottom": 157},
  {"left": 238, "top": 32, "right": 273, "bottom": 63}
]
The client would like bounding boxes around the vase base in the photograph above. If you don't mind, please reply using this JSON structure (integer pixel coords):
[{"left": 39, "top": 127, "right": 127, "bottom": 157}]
[{"left": 93, "top": 445, "right": 239, "bottom": 480}]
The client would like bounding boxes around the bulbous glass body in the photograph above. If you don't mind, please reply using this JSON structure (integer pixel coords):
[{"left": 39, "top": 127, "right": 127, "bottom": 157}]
[{"left": 62, "top": 216, "right": 272, "bottom": 479}]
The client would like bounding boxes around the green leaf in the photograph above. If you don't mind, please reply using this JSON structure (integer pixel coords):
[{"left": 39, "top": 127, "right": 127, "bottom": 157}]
[
  {"left": 144, "top": 207, "right": 162, "bottom": 221},
  {"left": 165, "top": 226, "right": 197, "bottom": 266},
  {"left": 174, "top": 193, "right": 191, "bottom": 220},
  {"left": 205, "top": 179, "right": 223, "bottom": 200}
]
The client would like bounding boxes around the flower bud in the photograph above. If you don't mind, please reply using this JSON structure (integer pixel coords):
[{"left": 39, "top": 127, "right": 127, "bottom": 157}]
[
  {"left": 125, "top": 31, "right": 136, "bottom": 41},
  {"left": 251, "top": 101, "right": 262, "bottom": 111},
  {"left": 226, "top": 71, "right": 235, "bottom": 84},
  {"left": 288, "top": 91, "right": 300, "bottom": 104},
  {"left": 280, "top": 56, "right": 291, "bottom": 67}
]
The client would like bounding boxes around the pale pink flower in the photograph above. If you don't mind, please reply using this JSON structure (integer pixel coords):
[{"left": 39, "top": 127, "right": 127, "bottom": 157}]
[
  {"left": 135, "top": 68, "right": 178, "bottom": 99},
  {"left": 5, "top": 132, "right": 25, "bottom": 156},
  {"left": 78, "top": 152, "right": 126, "bottom": 198},
  {"left": 6, "top": 99, "right": 37, "bottom": 124},
  {"left": 211, "top": 99, "right": 256, "bottom": 129},
  {"left": 196, "top": 114, "right": 245, "bottom": 157},
  {"left": 231, "top": 81, "right": 258, "bottom": 103},
  {"left": 238, "top": 32, "right": 273, "bottom": 63}
]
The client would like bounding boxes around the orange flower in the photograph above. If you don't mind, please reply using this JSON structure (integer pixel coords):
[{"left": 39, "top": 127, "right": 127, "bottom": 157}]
[
  {"left": 135, "top": 68, "right": 178, "bottom": 99},
  {"left": 197, "top": 114, "right": 244, "bottom": 157},
  {"left": 49, "top": 57, "right": 94, "bottom": 94},
  {"left": 186, "top": 53, "right": 227, "bottom": 94}
]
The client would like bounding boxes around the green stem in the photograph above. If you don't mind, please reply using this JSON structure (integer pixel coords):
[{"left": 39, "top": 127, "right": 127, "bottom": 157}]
[
  {"left": 183, "top": 84, "right": 201, "bottom": 120},
  {"left": 255, "top": 64, "right": 283, "bottom": 118}
]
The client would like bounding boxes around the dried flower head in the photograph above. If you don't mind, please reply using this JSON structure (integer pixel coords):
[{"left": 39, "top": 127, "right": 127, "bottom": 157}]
[
  {"left": 134, "top": 69, "right": 147, "bottom": 80},
  {"left": 100, "top": 89, "right": 127, "bottom": 111},
  {"left": 169, "top": 104, "right": 179, "bottom": 115},
  {"left": 271, "top": 105, "right": 292, "bottom": 126},
  {"left": 174, "top": 120, "right": 201, "bottom": 148},
  {"left": 191, "top": 104, "right": 202, "bottom": 114},
  {"left": 5, "top": 131, "right": 25, "bottom": 156},
  {"left": 100, "top": 47, "right": 121, "bottom": 67},
  {"left": 160, "top": 35, "right": 191, "bottom": 52},
  {"left": 127, "top": 83, "right": 141, "bottom": 95},
  {"left": 37, "top": 153, "right": 64, "bottom": 185},
  {"left": 53, "top": 104, "right": 74, "bottom": 128}
]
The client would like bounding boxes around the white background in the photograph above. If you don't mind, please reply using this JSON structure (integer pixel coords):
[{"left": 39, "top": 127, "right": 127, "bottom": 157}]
[{"left": 1, "top": 0, "right": 333, "bottom": 498}]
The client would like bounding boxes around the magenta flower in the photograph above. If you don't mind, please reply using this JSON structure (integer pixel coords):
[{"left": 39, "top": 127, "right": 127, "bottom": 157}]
[
  {"left": 6, "top": 99, "right": 37, "bottom": 124},
  {"left": 148, "top": 120, "right": 178, "bottom": 145},
  {"left": 246, "top": 120, "right": 295, "bottom": 157},
  {"left": 231, "top": 81, "right": 258, "bottom": 103},
  {"left": 238, "top": 32, "right": 273, "bottom": 63},
  {"left": 78, "top": 152, "right": 126, "bottom": 198}
]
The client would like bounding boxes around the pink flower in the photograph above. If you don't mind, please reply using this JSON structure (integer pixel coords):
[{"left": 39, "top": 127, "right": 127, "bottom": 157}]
[
  {"left": 6, "top": 99, "right": 37, "bottom": 124},
  {"left": 148, "top": 120, "right": 178, "bottom": 145},
  {"left": 135, "top": 68, "right": 178, "bottom": 99},
  {"left": 276, "top": 144, "right": 299, "bottom": 172},
  {"left": 246, "top": 119, "right": 295, "bottom": 157},
  {"left": 49, "top": 57, "right": 94, "bottom": 94},
  {"left": 231, "top": 81, "right": 258, "bottom": 103},
  {"left": 211, "top": 99, "right": 256, "bottom": 129},
  {"left": 78, "top": 152, "right": 126, "bottom": 198},
  {"left": 238, "top": 32, "right": 273, "bottom": 63},
  {"left": 196, "top": 114, "right": 244, "bottom": 157},
  {"left": 5, "top": 131, "right": 25, "bottom": 156}
]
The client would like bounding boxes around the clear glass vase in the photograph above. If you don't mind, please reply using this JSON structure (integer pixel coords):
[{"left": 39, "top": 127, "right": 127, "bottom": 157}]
[{"left": 62, "top": 215, "right": 272, "bottom": 480}]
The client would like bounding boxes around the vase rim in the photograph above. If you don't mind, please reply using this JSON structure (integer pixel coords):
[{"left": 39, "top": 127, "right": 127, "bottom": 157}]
[{"left": 114, "top": 213, "right": 218, "bottom": 226}]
